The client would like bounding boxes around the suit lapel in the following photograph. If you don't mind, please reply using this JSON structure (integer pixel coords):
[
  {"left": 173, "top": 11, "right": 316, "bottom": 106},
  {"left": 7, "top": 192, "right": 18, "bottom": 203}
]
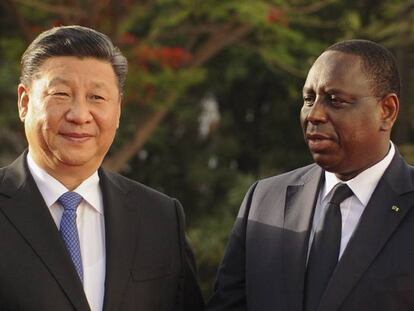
[
  {"left": 318, "top": 152, "right": 414, "bottom": 311},
  {"left": 282, "top": 165, "right": 324, "bottom": 311},
  {"left": 100, "top": 170, "right": 137, "bottom": 311},
  {"left": 0, "top": 153, "right": 90, "bottom": 310}
]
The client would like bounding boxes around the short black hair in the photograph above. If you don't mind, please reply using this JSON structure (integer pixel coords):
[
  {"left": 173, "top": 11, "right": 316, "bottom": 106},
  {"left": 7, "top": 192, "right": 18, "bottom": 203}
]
[
  {"left": 20, "top": 25, "right": 128, "bottom": 96},
  {"left": 326, "top": 39, "right": 400, "bottom": 98}
]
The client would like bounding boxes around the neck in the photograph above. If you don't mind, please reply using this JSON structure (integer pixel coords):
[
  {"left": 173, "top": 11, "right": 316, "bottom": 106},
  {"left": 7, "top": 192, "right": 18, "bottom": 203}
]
[
  {"left": 335, "top": 140, "right": 392, "bottom": 181},
  {"left": 47, "top": 169, "right": 95, "bottom": 190},
  {"left": 29, "top": 153, "right": 99, "bottom": 190}
]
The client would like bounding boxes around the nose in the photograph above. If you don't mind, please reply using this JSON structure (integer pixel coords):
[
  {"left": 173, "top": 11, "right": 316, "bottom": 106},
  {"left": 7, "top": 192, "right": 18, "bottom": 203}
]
[
  {"left": 66, "top": 97, "right": 93, "bottom": 124},
  {"left": 304, "top": 100, "right": 328, "bottom": 125}
]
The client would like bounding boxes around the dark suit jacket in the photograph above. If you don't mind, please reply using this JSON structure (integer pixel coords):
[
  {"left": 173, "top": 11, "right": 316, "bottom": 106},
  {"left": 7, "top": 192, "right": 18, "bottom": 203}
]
[
  {"left": 207, "top": 150, "right": 414, "bottom": 311},
  {"left": 0, "top": 153, "right": 204, "bottom": 311}
]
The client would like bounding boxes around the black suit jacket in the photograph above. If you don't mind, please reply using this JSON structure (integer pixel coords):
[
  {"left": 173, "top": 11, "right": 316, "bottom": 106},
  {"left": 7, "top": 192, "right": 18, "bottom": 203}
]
[
  {"left": 207, "top": 150, "right": 414, "bottom": 311},
  {"left": 0, "top": 153, "right": 204, "bottom": 311}
]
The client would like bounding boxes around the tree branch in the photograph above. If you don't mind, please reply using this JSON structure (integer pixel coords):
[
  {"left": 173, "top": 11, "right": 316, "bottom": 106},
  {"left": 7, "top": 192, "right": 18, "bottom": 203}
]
[
  {"left": 287, "top": 0, "right": 336, "bottom": 14},
  {"left": 105, "top": 22, "right": 253, "bottom": 172},
  {"left": 103, "top": 107, "right": 169, "bottom": 172},
  {"left": 261, "top": 55, "right": 307, "bottom": 79},
  {"left": 191, "top": 22, "right": 252, "bottom": 67},
  {"left": 14, "top": 0, "right": 86, "bottom": 18},
  {"left": 152, "top": 23, "right": 231, "bottom": 39}
]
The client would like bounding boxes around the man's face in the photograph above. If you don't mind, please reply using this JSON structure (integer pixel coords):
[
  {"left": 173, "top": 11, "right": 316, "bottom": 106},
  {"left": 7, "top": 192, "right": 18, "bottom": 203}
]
[
  {"left": 301, "top": 51, "right": 390, "bottom": 180},
  {"left": 18, "top": 56, "right": 121, "bottom": 175}
]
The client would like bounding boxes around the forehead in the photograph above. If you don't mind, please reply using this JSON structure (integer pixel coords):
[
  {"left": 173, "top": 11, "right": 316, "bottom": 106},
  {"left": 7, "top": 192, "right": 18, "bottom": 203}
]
[
  {"left": 303, "top": 51, "right": 372, "bottom": 96},
  {"left": 34, "top": 56, "right": 118, "bottom": 88}
]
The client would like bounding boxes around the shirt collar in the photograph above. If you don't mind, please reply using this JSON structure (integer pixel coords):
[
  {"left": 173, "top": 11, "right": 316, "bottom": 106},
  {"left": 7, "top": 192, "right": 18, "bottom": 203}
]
[
  {"left": 323, "top": 142, "right": 395, "bottom": 206},
  {"left": 27, "top": 151, "right": 103, "bottom": 214}
]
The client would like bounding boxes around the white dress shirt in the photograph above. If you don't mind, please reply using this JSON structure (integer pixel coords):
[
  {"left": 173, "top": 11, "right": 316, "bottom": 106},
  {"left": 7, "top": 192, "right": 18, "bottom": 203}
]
[
  {"left": 309, "top": 142, "right": 395, "bottom": 260},
  {"left": 27, "top": 152, "right": 106, "bottom": 311}
]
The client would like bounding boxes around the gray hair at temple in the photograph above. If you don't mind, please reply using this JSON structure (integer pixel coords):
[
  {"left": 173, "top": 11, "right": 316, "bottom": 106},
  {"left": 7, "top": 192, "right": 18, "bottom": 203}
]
[
  {"left": 326, "top": 39, "right": 400, "bottom": 99},
  {"left": 20, "top": 25, "right": 128, "bottom": 96}
]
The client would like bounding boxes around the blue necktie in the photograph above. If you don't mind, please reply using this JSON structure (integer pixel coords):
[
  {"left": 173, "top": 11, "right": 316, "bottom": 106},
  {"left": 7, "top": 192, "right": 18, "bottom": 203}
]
[{"left": 59, "top": 191, "right": 84, "bottom": 283}]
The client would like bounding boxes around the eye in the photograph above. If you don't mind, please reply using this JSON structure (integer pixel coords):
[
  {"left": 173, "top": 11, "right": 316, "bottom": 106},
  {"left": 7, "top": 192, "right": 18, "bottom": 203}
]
[
  {"left": 326, "top": 94, "right": 349, "bottom": 108},
  {"left": 303, "top": 94, "right": 315, "bottom": 106},
  {"left": 53, "top": 92, "right": 70, "bottom": 97},
  {"left": 90, "top": 94, "right": 105, "bottom": 101},
  {"left": 51, "top": 91, "right": 71, "bottom": 100}
]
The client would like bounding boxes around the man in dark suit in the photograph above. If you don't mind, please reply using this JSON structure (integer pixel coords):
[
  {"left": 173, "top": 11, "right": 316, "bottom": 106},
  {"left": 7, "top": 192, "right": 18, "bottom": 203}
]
[
  {"left": 206, "top": 40, "right": 414, "bottom": 311},
  {"left": 0, "top": 25, "right": 204, "bottom": 310}
]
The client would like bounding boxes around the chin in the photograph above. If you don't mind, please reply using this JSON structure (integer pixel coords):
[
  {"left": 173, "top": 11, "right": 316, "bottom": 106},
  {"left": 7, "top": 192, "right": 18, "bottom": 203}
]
[
  {"left": 56, "top": 152, "right": 98, "bottom": 167},
  {"left": 312, "top": 154, "right": 338, "bottom": 172},
  {"left": 314, "top": 158, "right": 357, "bottom": 180},
  {"left": 59, "top": 158, "right": 92, "bottom": 167}
]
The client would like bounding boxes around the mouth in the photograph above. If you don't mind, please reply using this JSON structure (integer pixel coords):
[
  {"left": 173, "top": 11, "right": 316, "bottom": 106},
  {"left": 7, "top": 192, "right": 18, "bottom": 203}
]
[
  {"left": 60, "top": 132, "right": 94, "bottom": 143},
  {"left": 306, "top": 132, "right": 335, "bottom": 152}
]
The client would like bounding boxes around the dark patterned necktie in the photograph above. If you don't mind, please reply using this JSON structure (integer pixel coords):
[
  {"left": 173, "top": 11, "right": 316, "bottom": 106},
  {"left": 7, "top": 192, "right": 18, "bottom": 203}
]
[{"left": 304, "top": 183, "right": 353, "bottom": 311}]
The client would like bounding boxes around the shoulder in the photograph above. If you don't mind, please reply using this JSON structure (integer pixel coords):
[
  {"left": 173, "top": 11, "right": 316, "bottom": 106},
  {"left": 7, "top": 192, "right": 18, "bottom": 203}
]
[
  {"left": 255, "top": 163, "right": 321, "bottom": 193},
  {"left": 386, "top": 149, "right": 414, "bottom": 192},
  {"left": 105, "top": 170, "right": 170, "bottom": 198},
  {"left": 99, "top": 169, "right": 180, "bottom": 216},
  {"left": 0, "top": 153, "right": 30, "bottom": 197},
  {"left": 235, "top": 163, "right": 321, "bottom": 217}
]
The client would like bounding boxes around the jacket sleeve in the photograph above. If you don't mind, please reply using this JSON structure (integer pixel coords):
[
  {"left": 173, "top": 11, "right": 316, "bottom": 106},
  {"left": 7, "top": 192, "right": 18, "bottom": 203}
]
[
  {"left": 205, "top": 182, "right": 258, "bottom": 311},
  {"left": 174, "top": 199, "right": 205, "bottom": 311}
]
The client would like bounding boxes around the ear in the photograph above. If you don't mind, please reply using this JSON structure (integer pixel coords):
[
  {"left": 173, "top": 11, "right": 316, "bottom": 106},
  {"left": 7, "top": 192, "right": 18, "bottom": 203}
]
[
  {"left": 17, "top": 83, "right": 30, "bottom": 122},
  {"left": 379, "top": 93, "right": 399, "bottom": 131},
  {"left": 116, "top": 97, "right": 122, "bottom": 129}
]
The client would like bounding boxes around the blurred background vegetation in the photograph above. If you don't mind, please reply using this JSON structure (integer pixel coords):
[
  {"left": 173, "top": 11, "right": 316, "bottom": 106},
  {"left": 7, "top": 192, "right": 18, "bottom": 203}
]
[{"left": 2, "top": 0, "right": 414, "bottom": 297}]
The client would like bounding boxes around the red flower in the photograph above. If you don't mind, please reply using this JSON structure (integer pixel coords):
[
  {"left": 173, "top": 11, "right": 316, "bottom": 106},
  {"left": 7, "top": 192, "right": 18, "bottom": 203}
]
[
  {"left": 134, "top": 44, "right": 193, "bottom": 70},
  {"left": 267, "top": 7, "right": 287, "bottom": 25},
  {"left": 119, "top": 32, "right": 138, "bottom": 45}
]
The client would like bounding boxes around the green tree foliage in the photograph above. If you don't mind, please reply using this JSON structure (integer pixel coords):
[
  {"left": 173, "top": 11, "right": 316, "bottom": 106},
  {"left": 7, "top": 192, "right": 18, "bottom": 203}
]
[{"left": 2, "top": 0, "right": 414, "bottom": 297}]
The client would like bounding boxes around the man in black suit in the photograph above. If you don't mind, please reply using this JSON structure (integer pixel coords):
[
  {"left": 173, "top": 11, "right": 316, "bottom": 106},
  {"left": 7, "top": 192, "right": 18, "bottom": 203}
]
[
  {"left": 207, "top": 40, "right": 414, "bottom": 311},
  {"left": 0, "top": 25, "right": 204, "bottom": 310}
]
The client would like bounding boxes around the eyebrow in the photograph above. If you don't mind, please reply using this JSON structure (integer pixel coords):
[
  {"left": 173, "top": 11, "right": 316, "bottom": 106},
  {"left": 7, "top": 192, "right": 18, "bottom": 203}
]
[
  {"left": 47, "top": 78, "right": 109, "bottom": 90},
  {"left": 324, "top": 88, "right": 347, "bottom": 94},
  {"left": 89, "top": 82, "right": 109, "bottom": 89},
  {"left": 302, "top": 87, "right": 314, "bottom": 94},
  {"left": 47, "top": 77, "right": 71, "bottom": 87},
  {"left": 302, "top": 86, "right": 347, "bottom": 95}
]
